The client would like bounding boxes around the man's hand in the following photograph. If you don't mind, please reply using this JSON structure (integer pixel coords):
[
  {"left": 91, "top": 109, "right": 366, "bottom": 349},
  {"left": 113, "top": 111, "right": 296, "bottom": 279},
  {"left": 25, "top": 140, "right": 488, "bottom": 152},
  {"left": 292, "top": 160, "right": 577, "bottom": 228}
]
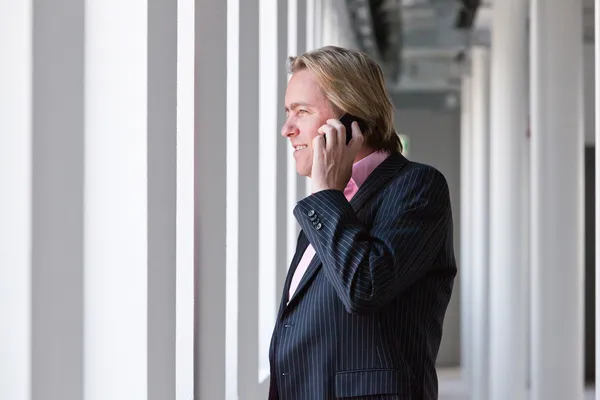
[{"left": 311, "top": 118, "right": 364, "bottom": 193}]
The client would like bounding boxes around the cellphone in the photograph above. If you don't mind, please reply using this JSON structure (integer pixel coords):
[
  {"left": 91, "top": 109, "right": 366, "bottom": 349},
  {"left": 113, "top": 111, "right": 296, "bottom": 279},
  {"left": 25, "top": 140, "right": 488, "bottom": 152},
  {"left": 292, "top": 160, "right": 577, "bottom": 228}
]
[{"left": 338, "top": 113, "right": 368, "bottom": 144}]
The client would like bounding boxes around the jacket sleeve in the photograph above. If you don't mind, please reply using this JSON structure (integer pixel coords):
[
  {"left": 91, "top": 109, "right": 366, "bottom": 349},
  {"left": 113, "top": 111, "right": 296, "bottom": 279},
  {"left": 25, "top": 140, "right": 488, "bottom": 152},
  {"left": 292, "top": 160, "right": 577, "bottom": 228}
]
[{"left": 293, "top": 166, "right": 452, "bottom": 314}]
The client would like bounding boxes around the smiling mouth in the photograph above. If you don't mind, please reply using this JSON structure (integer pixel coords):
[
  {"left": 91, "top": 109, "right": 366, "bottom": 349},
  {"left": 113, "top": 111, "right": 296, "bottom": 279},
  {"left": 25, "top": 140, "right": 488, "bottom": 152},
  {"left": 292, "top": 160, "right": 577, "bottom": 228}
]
[{"left": 294, "top": 145, "right": 308, "bottom": 151}]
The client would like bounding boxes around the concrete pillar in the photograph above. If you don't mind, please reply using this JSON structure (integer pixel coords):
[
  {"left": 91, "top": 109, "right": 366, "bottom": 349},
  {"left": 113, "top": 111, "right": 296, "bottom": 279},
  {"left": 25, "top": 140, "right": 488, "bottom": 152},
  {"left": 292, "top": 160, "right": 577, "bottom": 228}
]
[
  {"left": 488, "top": 0, "right": 528, "bottom": 398},
  {"left": 459, "top": 74, "right": 473, "bottom": 390},
  {"left": 470, "top": 46, "right": 491, "bottom": 400},
  {"left": 530, "top": 1, "right": 585, "bottom": 399}
]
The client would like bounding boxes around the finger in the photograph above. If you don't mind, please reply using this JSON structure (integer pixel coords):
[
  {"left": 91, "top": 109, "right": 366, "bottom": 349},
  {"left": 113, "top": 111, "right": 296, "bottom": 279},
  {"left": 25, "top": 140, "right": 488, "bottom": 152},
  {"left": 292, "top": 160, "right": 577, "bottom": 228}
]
[
  {"left": 312, "top": 132, "right": 325, "bottom": 154},
  {"left": 318, "top": 124, "right": 337, "bottom": 148},
  {"left": 326, "top": 118, "right": 346, "bottom": 145},
  {"left": 348, "top": 121, "right": 365, "bottom": 152}
]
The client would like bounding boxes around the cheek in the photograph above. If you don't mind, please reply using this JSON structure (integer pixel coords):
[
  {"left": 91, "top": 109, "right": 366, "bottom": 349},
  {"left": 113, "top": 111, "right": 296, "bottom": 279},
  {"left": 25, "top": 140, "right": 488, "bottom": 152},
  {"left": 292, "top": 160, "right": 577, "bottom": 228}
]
[{"left": 298, "top": 120, "right": 322, "bottom": 145}]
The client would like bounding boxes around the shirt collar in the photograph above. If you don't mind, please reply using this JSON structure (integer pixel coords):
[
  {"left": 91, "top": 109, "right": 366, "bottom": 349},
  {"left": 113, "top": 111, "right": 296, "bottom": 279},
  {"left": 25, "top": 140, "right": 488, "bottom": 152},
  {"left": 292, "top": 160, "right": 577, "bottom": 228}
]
[{"left": 350, "top": 150, "right": 390, "bottom": 188}]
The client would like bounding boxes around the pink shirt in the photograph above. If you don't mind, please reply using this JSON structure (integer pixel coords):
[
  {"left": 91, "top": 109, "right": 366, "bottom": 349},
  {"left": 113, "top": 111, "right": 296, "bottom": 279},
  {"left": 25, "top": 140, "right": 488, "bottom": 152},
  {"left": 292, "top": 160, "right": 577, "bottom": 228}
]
[{"left": 288, "top": 150, "right": 390, "bottom": 300}]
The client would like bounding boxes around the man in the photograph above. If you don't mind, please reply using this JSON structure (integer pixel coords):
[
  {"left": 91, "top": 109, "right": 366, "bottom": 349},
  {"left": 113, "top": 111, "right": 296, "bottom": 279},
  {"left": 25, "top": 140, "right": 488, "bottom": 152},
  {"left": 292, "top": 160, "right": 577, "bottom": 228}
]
[{"left": 269, "top": 46, "right": 457, "bottom": 400}]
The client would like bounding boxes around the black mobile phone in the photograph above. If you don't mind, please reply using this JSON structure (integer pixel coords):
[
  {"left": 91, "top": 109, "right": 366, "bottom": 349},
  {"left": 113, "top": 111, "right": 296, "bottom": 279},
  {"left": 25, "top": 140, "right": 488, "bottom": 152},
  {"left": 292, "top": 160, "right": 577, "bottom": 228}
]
[{"left": 338, "top": 113, "right": 368, "bottom": 144}]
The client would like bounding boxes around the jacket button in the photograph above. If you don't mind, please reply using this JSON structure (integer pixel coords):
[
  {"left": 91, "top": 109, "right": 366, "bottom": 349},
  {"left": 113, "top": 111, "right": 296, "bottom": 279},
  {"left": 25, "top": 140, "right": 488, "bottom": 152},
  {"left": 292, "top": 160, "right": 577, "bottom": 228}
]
[
  {"left": 307, "top": 209, "right": 315, "bottom": 217},
  {"left": 315, "top": 222, "right": 322, "bottom": 230}
]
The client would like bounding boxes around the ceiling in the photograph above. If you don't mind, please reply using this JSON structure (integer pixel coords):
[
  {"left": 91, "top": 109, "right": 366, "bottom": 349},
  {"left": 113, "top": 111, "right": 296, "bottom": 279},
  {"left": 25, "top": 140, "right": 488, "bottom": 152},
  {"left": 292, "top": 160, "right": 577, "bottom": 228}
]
[
  {"left": 395, "top": 0, "right": 488, "bottom": 93},
  {"left": 347, "top": 0, "right": 595, "bottom": 110},
  {"left": 346, "top": 0, "right": 485, "bottom": 98}
]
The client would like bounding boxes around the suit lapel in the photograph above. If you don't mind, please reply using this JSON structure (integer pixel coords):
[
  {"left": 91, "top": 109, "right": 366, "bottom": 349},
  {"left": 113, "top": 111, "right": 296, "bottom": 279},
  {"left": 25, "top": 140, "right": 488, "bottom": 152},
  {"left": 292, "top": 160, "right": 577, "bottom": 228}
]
[{"left": 282, "top": 153, "right": 409, "bottom": 312}]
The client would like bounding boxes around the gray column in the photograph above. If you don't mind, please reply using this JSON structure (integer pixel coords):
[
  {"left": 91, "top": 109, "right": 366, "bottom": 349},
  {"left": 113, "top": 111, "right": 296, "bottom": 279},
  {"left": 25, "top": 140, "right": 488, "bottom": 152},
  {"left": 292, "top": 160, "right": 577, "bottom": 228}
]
[
  {"left": 147, "top": 0, "right": 177, "bottom": 398},
  {"left": 195, "top": 0, "right": 228, "bottom": 399},
  {"left": 530, "top": 1, "right": 585, "bottom": 399},
  {"left": 33, "top": 0, "right": 85, "bottom": 398},
  {"left": 469, "top": 46, "right": 491, "bottom": 400},
  {"left": 0, "top": 1, "right": 85, "bottom": 399},
  {"left": 488, "top": 0, "right": 528, "bottom": 399},
  {"left": 459, "top": 74, "right": 473, "bottom": 390},
  {"left": 235, "top": 0, "right": 260, "bottom": 397}
]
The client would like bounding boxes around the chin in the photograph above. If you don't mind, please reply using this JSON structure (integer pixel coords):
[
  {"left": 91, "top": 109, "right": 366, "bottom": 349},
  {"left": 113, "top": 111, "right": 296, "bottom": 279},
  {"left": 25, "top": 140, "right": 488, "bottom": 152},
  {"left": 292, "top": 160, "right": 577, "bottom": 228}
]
[{"left": 296, "top": 165, "right": 311, "bottom": 177}]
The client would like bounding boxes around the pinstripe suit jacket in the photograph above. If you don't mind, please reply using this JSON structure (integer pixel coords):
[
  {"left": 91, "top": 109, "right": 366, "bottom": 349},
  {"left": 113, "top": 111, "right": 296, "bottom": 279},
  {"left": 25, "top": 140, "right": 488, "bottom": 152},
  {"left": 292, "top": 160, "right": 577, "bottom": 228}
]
[{"left": 268, "top": 153, "right": 457, "bottom": 400}]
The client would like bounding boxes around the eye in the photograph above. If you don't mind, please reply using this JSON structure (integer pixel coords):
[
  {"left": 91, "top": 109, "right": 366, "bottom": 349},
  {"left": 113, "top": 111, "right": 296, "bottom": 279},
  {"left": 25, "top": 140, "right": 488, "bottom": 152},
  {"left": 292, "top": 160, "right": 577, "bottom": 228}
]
[{"left": 297, "top": 109, "right": 308, "bottom": 115}]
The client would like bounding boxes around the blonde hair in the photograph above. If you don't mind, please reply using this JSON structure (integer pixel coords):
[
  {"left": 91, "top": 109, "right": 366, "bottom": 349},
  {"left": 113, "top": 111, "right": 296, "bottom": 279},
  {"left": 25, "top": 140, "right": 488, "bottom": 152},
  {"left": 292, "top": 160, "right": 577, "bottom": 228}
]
[{"left": 287, "top": 45, "right": 402, "bottom": 154}]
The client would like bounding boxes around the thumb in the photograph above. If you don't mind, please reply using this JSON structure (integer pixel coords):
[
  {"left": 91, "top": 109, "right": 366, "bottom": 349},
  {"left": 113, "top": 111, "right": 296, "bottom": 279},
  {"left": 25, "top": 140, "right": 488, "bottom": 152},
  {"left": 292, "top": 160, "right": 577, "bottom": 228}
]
[{"left": 348, "top": 121, "right": 364, "bottom": 152}]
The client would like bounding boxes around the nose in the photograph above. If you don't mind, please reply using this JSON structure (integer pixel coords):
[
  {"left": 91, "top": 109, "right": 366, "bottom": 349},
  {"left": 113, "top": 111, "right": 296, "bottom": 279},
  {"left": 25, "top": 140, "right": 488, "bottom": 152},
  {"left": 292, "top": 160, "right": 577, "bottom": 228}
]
[{"left": 281, "top": 120, "right": 299, "bottom": 138}]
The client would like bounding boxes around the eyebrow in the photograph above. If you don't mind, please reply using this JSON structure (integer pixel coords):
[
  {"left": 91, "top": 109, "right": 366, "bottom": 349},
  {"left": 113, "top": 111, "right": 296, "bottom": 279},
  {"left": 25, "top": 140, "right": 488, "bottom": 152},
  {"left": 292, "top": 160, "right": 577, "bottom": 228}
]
[{"left": 285, "top": 102, "right": 312, "bottom": 112}]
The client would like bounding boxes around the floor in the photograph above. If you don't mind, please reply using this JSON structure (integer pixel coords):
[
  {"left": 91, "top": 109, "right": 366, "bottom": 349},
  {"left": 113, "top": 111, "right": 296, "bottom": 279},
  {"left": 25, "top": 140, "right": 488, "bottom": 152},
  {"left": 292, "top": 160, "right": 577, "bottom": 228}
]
[{"left": 437, "top": 368, "right": 596, "bottom": 400}]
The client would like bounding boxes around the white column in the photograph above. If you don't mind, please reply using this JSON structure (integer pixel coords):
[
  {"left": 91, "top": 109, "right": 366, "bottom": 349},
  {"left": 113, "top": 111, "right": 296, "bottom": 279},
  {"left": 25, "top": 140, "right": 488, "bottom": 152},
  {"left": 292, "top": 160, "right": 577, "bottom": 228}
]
[
  {"left": 195, "top": 0, "right": 228, "bottom": 399},
  {"left": 470, "top": 46, "right": 491, "bottom": 400},
  {"left": 84, "top": 3, "right": 149, "bottom": 396},
  {"left": 313, "top": 0, "right": 323, "bottom": 49},
  {"left": 322, "top": 0, "right": 334, "bottom": 45},
  {"left": 176, "top": 0, "right": 196, "bottom": 398},
  {"left": 287, "top": 0, "right": 308, "bottom": 267},
  {"left": 530, "top": 1, "right": 585, "bottom": 399},
  {"left": 304, "top": 0, "right": 319, "bottom": 197},
  {"left": 85, "top": 0, "right": 178, "bottom": 398},
  {"left": 459, "top": 74, "right": 473, "bottom": 390},
  {"left": 274, "top": 0, "right": 290, "bottom": 327},
  {"left": 0, "top": 1, "right": 32, "bottom": 399},
  {"left": 258, "top": 0, "right": 289, "bottom": 394},
  {"left": 321, "top": 0, "right": 355, "bottom": 49},
  {"left": 225, "top": 0, "right": 240, "bottom": 397},
  {"left": 488, "top": 0, "right": 528, "bottom": 399}
]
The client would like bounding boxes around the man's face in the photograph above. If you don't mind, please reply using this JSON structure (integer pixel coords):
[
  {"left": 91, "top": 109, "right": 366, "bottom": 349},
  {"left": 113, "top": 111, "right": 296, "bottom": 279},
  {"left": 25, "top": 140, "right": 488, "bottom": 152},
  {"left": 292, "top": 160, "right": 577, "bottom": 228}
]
[{"left": 282, "top": 69, "right": 337, "bottom": 177}]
